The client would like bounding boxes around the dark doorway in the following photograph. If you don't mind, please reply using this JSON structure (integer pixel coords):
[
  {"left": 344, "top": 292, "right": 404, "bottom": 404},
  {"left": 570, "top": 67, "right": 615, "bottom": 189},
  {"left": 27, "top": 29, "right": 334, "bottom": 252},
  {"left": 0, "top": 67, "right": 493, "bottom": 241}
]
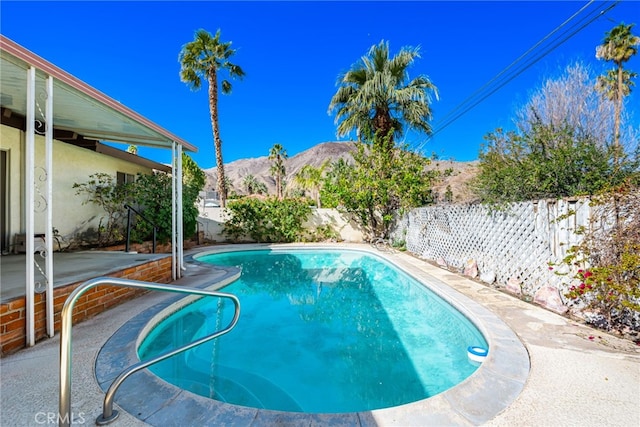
[{"left": 0, "top": 150, "right": 7, "bottom": 253}]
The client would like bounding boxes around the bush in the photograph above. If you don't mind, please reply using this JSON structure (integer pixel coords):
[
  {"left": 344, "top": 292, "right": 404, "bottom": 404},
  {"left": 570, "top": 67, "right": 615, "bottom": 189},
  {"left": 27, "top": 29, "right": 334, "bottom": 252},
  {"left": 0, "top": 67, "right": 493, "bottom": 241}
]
[
  {"left": 73, "top": 154, "right": 204, "bottom": 247},
  {"left": 73, "top": 173, "right": 130, "bottom": 246},
  {"left": 557, "top": 181, "right": 640, "bottom": 336},
  {"left": 223, "top": 197, "right": 311, "bottom": 243}
]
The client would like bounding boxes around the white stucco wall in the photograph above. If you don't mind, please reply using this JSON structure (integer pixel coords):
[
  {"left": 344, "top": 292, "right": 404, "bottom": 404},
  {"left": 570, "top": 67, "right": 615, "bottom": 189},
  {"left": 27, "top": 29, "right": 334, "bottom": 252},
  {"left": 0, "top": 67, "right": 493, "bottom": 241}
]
[
  {"left": 1, "top": 123, "right": 160, "bottom": 250},
  {"left": 304, "top": 208, "right": 364, "bottom": 242},
  {"left": 197, "top": 206, "right": 365, "bottom": 243}
]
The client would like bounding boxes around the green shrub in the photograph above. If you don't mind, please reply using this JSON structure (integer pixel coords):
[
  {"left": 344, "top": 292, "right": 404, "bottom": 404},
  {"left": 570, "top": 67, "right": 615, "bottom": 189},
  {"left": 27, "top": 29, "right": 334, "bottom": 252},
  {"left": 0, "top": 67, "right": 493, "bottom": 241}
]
[{"left": 223, "top": 197, "right": 311, "bottom": 243}]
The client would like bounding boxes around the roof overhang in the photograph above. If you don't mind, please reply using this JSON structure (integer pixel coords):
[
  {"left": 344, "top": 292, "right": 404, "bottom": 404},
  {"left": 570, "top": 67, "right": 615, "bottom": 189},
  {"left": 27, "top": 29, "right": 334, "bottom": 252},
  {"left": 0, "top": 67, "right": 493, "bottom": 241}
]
[{"left": 0, "top": 35, "right": 196, "bottom": 152}]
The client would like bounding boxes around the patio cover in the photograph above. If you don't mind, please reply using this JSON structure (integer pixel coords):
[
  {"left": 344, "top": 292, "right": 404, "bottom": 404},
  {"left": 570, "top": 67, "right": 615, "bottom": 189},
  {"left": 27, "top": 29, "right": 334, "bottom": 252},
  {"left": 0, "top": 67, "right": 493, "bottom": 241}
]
[{"left": 0, "top": 35, "right": 196, "bottom": 346}]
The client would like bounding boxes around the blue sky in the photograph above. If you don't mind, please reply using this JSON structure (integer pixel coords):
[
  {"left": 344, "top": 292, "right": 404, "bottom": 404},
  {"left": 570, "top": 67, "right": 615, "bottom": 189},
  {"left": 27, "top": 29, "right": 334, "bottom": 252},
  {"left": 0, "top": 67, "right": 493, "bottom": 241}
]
[{"left": 2, "top": 1, "right": 639, "bottom": 169}]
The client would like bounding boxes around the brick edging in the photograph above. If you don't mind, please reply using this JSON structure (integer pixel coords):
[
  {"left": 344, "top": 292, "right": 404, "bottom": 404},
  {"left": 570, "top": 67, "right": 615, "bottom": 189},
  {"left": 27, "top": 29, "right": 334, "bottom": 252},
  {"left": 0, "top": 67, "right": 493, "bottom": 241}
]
[{"left": 0, "top": 256, "right": 172, "bottom": 356}]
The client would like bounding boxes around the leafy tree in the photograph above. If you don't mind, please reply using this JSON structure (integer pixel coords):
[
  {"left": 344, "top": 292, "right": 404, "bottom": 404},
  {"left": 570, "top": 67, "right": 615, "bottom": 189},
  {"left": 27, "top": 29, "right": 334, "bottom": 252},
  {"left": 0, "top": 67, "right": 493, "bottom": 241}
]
[
  {"left": 516, "top": 62, "right": 617, "bottom": 146},
  {"left": 179, "top": 28, "right": 245, "bottom": 208},
  {"left": 321, "top": 133, "right": 437, "bottom": 239},
  {"left": 320, "top": 158, "right": 352, "bottom": 208},
  {"left": 128, "top": 158, "right": 204, "bottom": 243},
  {"left": 474, "top": 124, "right": 626, "bottom": 204},
  {"left": 183, "top": 153, "right": 206, "bottom": 192},
  {"left": 269, "top": 143, "right": 288, "bottom": 200},
  {"left": 181, "top": 153, "right": 206, "bottom": 236},
  {"left": 294, "top": 163, "right": 327, "bottom": 207},
  {"left": 595, "top": 22, "right": 639, "bottom": 158},
  {"left": 474, "top": 62, "right": 638, "bottom": 205},
  {"left": 328, "top": 40, "right": 438, "bottom": 149}
]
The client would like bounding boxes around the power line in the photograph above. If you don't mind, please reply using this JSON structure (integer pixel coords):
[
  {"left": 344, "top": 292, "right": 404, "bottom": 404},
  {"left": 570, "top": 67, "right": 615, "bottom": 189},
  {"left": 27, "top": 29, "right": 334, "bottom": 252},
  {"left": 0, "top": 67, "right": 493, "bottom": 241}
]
[
  {"left": 419, "top": 0, "right": 620, "bottom": 151},
  {"left": 432, "top": 0, "right": 598, "bottom": 129}
]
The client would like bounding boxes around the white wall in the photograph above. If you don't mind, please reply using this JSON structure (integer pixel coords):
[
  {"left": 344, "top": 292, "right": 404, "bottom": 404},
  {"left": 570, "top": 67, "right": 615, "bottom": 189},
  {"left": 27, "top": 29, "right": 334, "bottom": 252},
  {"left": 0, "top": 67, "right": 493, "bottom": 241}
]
[
  {"left": 197, "top": 206, "right": 365, "bottom": 243},
  {"left": 1, "top": 123, "right": 160, "bottom": 250}
]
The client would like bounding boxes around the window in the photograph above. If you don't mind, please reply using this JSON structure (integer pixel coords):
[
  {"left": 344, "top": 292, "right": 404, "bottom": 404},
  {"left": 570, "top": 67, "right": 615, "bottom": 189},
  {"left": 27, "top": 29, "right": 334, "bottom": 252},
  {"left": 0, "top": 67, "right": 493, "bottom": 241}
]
[{"left": 117, "top": 172, "right": 135, "bottom": 186}]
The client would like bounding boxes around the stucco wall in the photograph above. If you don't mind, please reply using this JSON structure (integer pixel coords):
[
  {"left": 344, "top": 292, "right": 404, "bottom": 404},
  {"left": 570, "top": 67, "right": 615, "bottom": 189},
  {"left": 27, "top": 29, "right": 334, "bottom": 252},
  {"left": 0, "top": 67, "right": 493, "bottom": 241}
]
[
  {"left": 1, "top": 124, "right": 159, "bottom": 250},
  {"left": 197, "top": 206, "right": 365, "bottom": 243}
]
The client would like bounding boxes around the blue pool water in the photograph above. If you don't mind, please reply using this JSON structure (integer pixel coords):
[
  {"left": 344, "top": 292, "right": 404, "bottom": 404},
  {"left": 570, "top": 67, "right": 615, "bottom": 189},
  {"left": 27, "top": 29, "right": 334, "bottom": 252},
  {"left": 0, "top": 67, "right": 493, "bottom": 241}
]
[{"left": 138, "top": 249, "right": 487, "bottom": 413}]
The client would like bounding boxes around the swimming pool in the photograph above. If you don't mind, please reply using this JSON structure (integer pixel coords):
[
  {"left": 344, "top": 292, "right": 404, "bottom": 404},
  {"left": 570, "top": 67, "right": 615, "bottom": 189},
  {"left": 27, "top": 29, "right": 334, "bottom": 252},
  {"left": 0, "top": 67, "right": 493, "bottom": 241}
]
[{"left": 137, "top": 248, "right": 488, "bottom": 413}]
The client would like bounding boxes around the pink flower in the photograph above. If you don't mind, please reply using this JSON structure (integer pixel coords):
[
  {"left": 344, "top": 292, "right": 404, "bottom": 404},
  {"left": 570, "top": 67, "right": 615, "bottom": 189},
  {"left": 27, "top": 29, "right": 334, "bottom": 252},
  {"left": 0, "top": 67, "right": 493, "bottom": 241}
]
[
  {"left": 579, "top": 283, "right": 586, "bottom": 290},
  {"left": 584, "top": 271, "right": 593, "bottom": 278}
]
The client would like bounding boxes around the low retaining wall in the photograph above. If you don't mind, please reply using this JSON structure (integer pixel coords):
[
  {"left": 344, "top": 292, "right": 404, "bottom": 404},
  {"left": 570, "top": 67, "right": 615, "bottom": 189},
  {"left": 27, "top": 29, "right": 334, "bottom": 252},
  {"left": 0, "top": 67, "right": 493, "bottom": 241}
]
[
  {"left": 0, "top": 256, "right": 172, "bottom": 356},
  {"left": 197, "top": 207, "right": 365, "bottom": 242}
]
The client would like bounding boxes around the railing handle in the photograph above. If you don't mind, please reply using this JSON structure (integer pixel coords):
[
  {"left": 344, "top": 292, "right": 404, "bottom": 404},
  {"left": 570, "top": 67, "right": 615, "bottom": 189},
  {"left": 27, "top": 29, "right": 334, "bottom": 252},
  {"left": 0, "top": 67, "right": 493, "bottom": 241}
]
[
  {"left": 59, "top": 277, "right": 240, "bottom": 427},
  {"left": 124, "top": 204, "right": 159, "bottom": 253}
]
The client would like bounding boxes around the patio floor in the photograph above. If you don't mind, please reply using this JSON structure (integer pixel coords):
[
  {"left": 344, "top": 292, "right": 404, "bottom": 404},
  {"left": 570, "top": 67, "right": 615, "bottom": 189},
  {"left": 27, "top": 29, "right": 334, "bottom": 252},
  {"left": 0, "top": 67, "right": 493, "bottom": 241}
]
[{"left": 1, "top": 250, "right": 170, "bottom": 302}]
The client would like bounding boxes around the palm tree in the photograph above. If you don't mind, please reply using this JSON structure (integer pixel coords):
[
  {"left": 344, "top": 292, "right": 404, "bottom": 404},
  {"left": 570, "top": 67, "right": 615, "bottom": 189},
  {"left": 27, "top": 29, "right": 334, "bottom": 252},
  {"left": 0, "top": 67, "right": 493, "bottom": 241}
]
[
  {"left": 254, "top": 181, "right": 267, "bottom": 195},
  {"left": 179, "top": 29, "right": 245, "bottom": 208},
  {"left": 294, "top": 163, "right": 327, "bottom": 207},
  {"left": 595, "top": 23, "right": 639, "bottom": 159},
  {"left": 243, "top": 174, "right": 259, "bottom": 195},
  {"left": 269, "top": 143, "right": 287, "bottom": 200},
  {"left": 328, "top": 40, "right": 438, "bottom": 150}
]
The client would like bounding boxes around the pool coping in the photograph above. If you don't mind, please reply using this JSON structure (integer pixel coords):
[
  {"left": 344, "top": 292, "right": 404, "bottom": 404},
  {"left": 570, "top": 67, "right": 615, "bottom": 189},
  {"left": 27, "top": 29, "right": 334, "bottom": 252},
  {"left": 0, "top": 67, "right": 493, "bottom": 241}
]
[{"left": 95, "top": 243, "right": 530, "bottom": 426}]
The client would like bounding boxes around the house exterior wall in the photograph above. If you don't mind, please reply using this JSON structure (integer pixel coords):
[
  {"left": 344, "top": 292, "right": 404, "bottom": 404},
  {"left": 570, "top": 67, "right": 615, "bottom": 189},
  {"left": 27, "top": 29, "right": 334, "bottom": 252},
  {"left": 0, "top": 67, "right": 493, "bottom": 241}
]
[{"left": 1, "top": 123, "right": 159, "bottom": 250}]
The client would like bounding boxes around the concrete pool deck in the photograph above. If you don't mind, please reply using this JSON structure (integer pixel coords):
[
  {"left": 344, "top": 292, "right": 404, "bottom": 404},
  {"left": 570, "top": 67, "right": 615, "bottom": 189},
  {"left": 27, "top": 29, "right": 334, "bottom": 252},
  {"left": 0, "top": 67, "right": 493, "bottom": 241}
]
[{"left": 1, "top": 243, "right": 639, "bottom": 426}]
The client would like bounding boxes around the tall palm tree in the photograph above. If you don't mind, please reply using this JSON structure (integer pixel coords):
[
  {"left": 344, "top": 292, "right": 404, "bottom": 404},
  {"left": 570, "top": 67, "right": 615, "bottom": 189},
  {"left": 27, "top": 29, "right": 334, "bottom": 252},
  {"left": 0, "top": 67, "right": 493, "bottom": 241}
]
[
  {"left": 595, "top": 23, "right": 639, "bottom": 158},
  {"left": 328, "top": 40, "right": 438, "bottom": 150},
  {"left": 269, "top": 143, "right": 287, "bottom": 200},
  {"left": 179, "top": 29, "right": 245, "bottom": 208}
]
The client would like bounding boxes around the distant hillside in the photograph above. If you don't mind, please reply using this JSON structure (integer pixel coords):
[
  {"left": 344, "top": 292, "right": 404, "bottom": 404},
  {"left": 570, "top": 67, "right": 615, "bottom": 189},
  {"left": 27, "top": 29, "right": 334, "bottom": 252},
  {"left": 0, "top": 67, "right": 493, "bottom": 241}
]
[
  {"left": 204, "top": 141, "right": 356, "bottom": 196},
  {"left": 427, "top": 159, "right": 480, "bottom": 204},
  {"left": 203, "top": 141, "right": 479, "bottom": 204}
]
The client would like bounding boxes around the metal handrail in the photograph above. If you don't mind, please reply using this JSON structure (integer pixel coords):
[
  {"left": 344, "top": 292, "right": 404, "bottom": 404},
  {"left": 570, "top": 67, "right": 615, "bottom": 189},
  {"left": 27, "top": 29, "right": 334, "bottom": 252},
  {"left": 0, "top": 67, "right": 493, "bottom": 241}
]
[
  {"left": 59, "top": 277, "right": 241, "bottom": 427},
  {"left": 124, "top": 204, "right": 159, "bottom": 253}
]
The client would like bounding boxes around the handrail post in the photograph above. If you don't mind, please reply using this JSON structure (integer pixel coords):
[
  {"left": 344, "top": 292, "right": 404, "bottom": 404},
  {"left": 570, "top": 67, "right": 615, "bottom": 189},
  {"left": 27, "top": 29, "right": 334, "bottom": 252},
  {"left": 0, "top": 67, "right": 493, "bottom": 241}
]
[
  {"left": 125, "top": 208, "right": 132, "bottom": 253},
  {"left": 123, "top": 204, "right": 160, "bottom": 253},
  {"left": 59, "top": 277, "right": 240, "bottom": 427}
]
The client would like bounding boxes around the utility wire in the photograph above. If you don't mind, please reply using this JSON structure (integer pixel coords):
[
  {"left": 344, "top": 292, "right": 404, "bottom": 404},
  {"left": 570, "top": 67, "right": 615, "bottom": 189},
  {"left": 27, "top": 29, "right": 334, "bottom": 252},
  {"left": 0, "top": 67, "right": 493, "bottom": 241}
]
[
  {"left": 431, "top": 0, "right": 597, "bottom": 129},
  {"left": 419, "top": 0, "right": 619, "bottom": 151}
]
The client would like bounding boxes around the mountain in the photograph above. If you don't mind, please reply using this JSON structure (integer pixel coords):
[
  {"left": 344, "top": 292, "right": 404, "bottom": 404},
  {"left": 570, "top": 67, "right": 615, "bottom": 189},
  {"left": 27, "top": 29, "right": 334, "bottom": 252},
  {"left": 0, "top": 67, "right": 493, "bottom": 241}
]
[
  {"left": 203, "top": 141, "right": 356, "bottom": 196},
  {"left": 203, "top": 141, "right": 479, "bottom": 203}
]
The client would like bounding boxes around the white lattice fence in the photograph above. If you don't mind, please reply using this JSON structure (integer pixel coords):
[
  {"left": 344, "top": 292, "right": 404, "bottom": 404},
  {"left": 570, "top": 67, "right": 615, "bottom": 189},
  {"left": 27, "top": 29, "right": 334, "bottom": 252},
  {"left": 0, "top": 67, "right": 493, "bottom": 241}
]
[{"left": 392, "top": 198, "right": 593, "bottom": 296}]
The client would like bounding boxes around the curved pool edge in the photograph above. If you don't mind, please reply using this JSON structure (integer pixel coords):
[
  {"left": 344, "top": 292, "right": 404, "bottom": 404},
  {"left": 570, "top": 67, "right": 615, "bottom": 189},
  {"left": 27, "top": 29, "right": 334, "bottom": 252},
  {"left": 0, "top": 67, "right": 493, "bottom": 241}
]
[{"left": 95, "top": 243, "right": 530, "bottom": 426}]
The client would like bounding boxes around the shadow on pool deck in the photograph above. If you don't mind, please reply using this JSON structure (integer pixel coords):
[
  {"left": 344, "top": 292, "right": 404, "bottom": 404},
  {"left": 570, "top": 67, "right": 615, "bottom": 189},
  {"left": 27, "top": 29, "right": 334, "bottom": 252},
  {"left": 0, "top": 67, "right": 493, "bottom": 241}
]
[
  {"left": 0, "top": 251, "right": 169, "bottom": 302},
  {"left": 1, "top": 243, "right": 639, "bottom": 427}
]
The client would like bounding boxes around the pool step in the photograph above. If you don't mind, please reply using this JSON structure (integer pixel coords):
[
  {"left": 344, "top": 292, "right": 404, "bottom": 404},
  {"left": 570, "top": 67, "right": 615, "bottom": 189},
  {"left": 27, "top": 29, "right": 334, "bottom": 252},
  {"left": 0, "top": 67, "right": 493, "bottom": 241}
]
[{"left": 179, "top": 354, "right": 303, "bottom": 411}]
